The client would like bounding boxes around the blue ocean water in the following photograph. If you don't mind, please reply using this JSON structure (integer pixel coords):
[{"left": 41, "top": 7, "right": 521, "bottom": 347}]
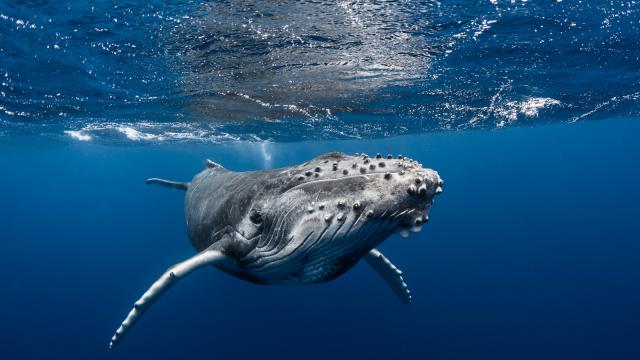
[
  {"left": 1, "top": 1, "right": 640, "bottom": 359},
  {"left": 2, "top": 0, "right": 640, "bottom": 141}
]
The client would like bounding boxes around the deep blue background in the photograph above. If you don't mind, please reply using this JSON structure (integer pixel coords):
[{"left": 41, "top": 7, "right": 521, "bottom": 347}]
[{"left": 1, "top": 118, "right": 639, "bottom": 359}]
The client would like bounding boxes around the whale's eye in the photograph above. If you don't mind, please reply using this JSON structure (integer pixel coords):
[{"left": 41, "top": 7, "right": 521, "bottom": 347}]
[{"left": 249, "top": 209, "right": 263, "bottom": 224}]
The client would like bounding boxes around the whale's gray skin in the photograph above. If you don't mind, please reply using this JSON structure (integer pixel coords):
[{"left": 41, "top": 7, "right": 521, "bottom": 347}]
[
  {"left": 186, "top": 152, "right": 443, "bottom": 284},
  {"left": 110, "top": 152, "right": 443, "bottom": 348}
]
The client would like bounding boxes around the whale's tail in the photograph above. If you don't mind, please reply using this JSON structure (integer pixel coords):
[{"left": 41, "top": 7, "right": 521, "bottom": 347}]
[{"left": 145, "top": 178, "right": 189, "bottom": 190}]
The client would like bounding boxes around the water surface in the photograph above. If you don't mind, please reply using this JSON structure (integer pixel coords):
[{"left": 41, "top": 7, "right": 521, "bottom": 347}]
[{"left": 1, "top": 1, "right": 639, "bottom": 141}]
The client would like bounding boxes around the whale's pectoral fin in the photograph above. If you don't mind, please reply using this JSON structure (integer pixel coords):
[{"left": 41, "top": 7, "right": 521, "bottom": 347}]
[
  {"left": 364, "top": 248, "right": 412, "bottom": 305},
  {"left": 145, "top": 178, "right": 189, "bottom": 190},
  {"left": 109, "top": 249, "right": 228, "bottom": 349}
]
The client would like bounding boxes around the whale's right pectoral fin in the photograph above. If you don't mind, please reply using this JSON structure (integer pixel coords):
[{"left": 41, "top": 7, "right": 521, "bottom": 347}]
[
  {"left": 145, "top": 178, "right": 189, "bottom": 190},
  {"left": 109, "top": 248, "right": 228, "bottom": 349},
  {"left": 364, "top": 248, "right": 412, "bottom": 305}
]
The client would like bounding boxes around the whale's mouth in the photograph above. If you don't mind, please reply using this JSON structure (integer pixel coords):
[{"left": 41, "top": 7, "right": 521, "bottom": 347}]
[{"left": 394, "top": 207, "right": 430, "bottom": 238}]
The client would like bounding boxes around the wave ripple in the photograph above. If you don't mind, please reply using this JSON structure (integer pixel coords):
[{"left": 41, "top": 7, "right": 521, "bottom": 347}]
[{"left": 1, "top": 1, "right": 639, "bottom": 143}]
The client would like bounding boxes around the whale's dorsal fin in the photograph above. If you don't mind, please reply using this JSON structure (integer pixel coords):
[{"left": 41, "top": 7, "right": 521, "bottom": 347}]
[
  {"left": 145, "top": 178, "right": 189, "bottom": 190},
  {"left": 364, "top": 248, "right": 412, "bottom": 305},
  {"left": 109, "top": 248, "right": 229, "bottom": 348},
  {"left": 205, "top": 159, "right": 224, "bottom": 169}
]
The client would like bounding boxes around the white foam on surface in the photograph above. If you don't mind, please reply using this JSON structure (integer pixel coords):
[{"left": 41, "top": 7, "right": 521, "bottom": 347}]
[
  {"left": 64, "top": 130, "right": 92, "bottom": 141},
  {"left": 495, "top": 97, "right": 561, "bottom": 127},
  {"left": 115, "top": 126, "right": 159, "bottom": 141},
  {"left": 62, "top": 121, "right": 243, "bottom": 144}
]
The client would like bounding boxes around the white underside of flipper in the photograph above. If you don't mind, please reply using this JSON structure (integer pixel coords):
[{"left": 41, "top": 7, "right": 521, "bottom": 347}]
[
  {"left": 364, "top": 248, "right": 412, "bottom": 304},
  {"left": 109, "top": 249, "right": 228, "bottom": 348}
]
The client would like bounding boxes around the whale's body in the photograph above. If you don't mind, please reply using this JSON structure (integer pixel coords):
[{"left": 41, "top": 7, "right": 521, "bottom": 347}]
[{"left": 110, "top": 152, "right": 443, "bottom": 348}]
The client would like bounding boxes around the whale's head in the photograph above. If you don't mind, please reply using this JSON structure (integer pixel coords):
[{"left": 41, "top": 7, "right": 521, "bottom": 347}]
[{"left": 231, "top": 152, "right": 443, "bottom": 283}]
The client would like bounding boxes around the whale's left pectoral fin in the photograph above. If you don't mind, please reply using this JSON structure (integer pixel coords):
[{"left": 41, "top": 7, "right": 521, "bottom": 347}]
[
  {"left": 109, "top": 248, "right": 228, "bottom": 349},
  {"left": 364, "top": 248, "right": 412, "bottom": 304}
]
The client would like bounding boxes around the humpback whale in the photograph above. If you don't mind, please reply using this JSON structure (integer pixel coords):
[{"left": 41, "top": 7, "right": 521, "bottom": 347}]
[{"left": 110, "top": 152, "right": 443, "bottom": 348}]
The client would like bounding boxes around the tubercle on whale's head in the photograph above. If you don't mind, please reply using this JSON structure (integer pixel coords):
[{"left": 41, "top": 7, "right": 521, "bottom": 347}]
[{"left": 255, "top": 152, "right": 444, "bottom": 252}]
